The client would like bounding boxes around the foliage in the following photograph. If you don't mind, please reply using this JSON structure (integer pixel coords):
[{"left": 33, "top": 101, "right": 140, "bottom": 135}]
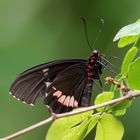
[
  {"left": 46, "top": 18, "right": 140, "bottom": 140},
  {"left": 95, "top": 114, "right": 124, "bottom": 140}
]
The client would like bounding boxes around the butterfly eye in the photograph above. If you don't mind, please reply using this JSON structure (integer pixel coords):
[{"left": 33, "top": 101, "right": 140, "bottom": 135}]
[{"left": 93, "top": 50, "right": 98, "bottom": 55}]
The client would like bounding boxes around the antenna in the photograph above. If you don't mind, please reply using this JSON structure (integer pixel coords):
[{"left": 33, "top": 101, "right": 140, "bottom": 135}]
[
  {"left": 80, "top": 17, "right": 93, "bottom": 51},
  {"left": 92, "top": 19, "right": 104, "bottom": 48}
]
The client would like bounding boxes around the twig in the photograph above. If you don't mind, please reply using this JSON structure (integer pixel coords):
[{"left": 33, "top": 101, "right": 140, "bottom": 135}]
[
  {"left": 105, "top": 76, "right": 129, "bottom": 92},
  {"left": 0, "top": 90, "right": 140, "bottom": 140}
]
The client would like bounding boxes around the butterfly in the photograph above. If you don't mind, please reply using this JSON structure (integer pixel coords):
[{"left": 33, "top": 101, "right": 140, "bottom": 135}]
[{"left": 9, "top": 50, "right": 107, "bottom": 114}]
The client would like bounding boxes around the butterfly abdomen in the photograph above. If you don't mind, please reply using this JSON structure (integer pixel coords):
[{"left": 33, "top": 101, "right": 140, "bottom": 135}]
[{"left": 80, "top": 51, "right": 103, "bottom": 107}]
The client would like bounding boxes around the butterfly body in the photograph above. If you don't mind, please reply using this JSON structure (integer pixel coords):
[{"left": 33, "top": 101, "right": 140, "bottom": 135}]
[{"left": 10, "top": 50, "right": 104, "bottom": 114}]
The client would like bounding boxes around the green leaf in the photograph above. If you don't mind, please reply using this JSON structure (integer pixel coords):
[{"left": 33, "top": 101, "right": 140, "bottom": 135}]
[
  {"left": 118, "top": 35, "right": 140, "bottom": 48},
  {"left": 112, "top": 100, "right": 132, "bottom": 116},
  {"left": 62, "top": 118, "right": 91, "bottom": 140},
  {"left": 127, "top": 57, "right": 140, "bottom": 89},
  {"left": 85, "top": 115, "right": 100, "bottom": 137},
  {"left": 109, "top": 82, "right": 132, "bottom": 116},
  {"left": 113, "top": 21, "right": 140, "bottom": 42},
  {"left": 95, "top": 114, "right": 124, "bottom": 140},
  {"left": 137, "top": 19, "right": 140, "bottom": 22},
  {"left": 113, "top": 87, "right": 122, "bottom": 98},
  {"left": 113, "top": 20, "right": 140, "bottom": 48},
  {"left": 135, "top": 36, "right": 140, "bottom": 49},
  {"left": 46, "top": 110, "right": 93, "bottom": 140},
  {"left": 63, "top": 114, "right": 100, "bottom": 140},
  {"left": 113, "top": 109, "right": 126, "bottom": 117},
  {"left": 113, "top": 100, "right": 132, "bottom": 110},
  {"left": 121, "top": 46, "right": 138, "bottom": 75},
  {"left": 94, "top": 92, "right": 114, "bottom": 112}
]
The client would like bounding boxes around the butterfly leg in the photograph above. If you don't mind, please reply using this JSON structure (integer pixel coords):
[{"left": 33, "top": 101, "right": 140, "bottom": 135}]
[{"left": 98, "top": 77, "right": 104, "bottom": 92}]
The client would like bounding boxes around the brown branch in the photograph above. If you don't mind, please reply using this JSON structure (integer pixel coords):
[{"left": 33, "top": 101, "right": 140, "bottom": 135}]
[
  {"left": 105, "top": 77, "right": 130, "bottom": 92},
  {"left": 0, "top": 90, "right": 140, "bottom": 140}
]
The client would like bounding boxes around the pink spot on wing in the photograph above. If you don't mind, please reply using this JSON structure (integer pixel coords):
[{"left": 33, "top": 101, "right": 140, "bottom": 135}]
[
  {"left": 69, "top": 96, "right": 75, "bottom": 107},
  {"left": 53, "top": 91, "right": 62, "bottom": 98},
  {"left": 52, "top": 86, "right": 56, "bottom": 90},
  {"left": 74, "top": 100, "right": 78, "bottom": 107},
  {"left": 58, "top": 95, "right": 66, "bottom": 104},
  {"left": 63, "top": 96, "right": 70, "bottom": 107}
]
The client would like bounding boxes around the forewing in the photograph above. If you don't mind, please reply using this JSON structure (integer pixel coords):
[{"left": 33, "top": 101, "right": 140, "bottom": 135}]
[
  {"left": 10, "top": 59, "right": 87, "bottom": 106},
  {"left": 44, "top": 63, "right": 89, "bottom": 113}
]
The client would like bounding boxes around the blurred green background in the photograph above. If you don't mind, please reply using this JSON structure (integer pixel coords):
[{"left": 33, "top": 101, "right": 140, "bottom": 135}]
[{"left": 0, "top": 0, "right": 140, "bottom": 140}]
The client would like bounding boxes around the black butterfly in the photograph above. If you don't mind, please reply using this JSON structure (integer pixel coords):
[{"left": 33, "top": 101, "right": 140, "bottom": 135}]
[{"left": 9, "top": 50, "right": 107, "bottom": 114}]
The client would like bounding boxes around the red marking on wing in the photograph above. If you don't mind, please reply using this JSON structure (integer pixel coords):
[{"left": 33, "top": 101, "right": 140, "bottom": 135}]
[
  {"left": 53, "top": 90, "right": 62, "bottom": 98},
  {"left": 88, "top": 65, "right": 94, "bottom": 69},
  {"left": 90, "top": 55, "right": 95, "bottom": 59},
  {"left": 88, "top": 72, "right": 93, "bottom": 76},
  {"left": 58, "top": 95, "right": 66, "bottom": 104},
  {"left": 88, "top": 77, "right": 92, "bottom": 81},
  {"left": 90, "top": 59, "right": 94, "bottom": 63}
]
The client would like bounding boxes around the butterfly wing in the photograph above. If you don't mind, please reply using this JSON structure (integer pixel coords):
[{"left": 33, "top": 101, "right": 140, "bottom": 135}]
[
  {"left": 10, "top": 59, "right": 87, "bottom": 106},
  {"left": 44, "top": 62, "right": 93, "bottom": 113}
]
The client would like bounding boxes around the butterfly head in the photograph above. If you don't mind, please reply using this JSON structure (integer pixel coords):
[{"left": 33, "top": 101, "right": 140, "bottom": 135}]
[
  {"left": 93, "top": 50, "right": 98, "bottom": 54},
  {"left": 92, "top": 50, "right": 100, "bottom": 58}
]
